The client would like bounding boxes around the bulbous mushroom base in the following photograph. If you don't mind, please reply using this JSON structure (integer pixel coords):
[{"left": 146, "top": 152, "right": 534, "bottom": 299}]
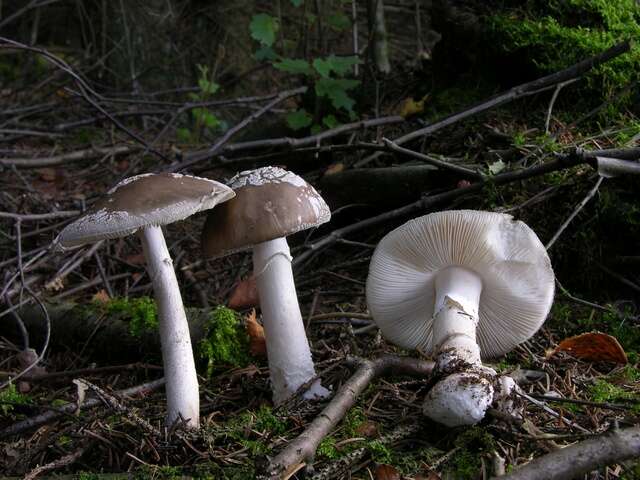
[{"left": 423, "top": 371, "right": 494, "bottom": 427}]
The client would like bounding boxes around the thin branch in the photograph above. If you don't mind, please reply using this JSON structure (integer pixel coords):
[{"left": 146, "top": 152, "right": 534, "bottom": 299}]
[
  {"left": 496, "top": 427, "right": 640, "bottom": 480},
  {"left": 356, "top": 41, "right": 631, "bottom": 167},
  {"left": 0, "top": 145, "right": 138, "bottom": 168},
  {"left": 0, "top": 378, "right": 165, "bottom": 438},
  {"left": 172, "top": 86, "right": 308, "bottom": 171},
  {"left": 264, "top": 355, "right": 434, "bottom": 478},
  {"left": 545, "top": 176, "right": 604, "bottom": 250}
]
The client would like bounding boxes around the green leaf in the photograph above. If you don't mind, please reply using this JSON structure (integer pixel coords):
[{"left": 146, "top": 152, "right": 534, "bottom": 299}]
[
  {"left": 250, "top": 14, "right": 279, "bottom": 46},
  {"left": 176, "top": 128, "right": 191, "bottom": 142},
  {"left": 203, "top": 111, "right": 220, "bottom": 129},
  {"left": 290, "top": 0, "right": 304, "bottom": 6},
  {"left": 322, "top": 114, "right": 340, "bottom": 129},
  {"left": 286, "top": 109, "right": 313, "bottom": 130},
  {"left": 273, "top": 58, "right": 314, "bottom": 76},
  {"left": 254, "top": 45, "right": 278, "bottom": 62},
  {"left": 315, "top": 78, "right": 360, "bottom": 113},
  {"left": 188, "top": 92, "right": 200, "bottom": 101},
  {"left": 198, "top": 78, "right": 219, "bottom": 95},
  {"left": 327, "top": 12, "right": 350, "bottom": 31},
  {"left": 310, "top": 124, "right": 323, "bottom": 135},
  {"left": 313, "top": 55, "right": 360, "bottom": 78}
]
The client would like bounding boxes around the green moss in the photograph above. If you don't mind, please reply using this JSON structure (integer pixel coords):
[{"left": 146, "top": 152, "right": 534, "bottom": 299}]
[
  {"left": 199, "top": 306, "right": 250, "bottom": 374},
  {"left": 490, "top": 0, "right": 640, "bottom": 102},
  {"left": 589, "top": 379, "right": 638, "bottom": 405},
  {"left": 193, "top": 463, "right": 256, "bottom": 480},
  {"left": 445, "top": 427, "right": 496, "bottom": 480},
  {"left": 99, "top": 296, "right": 158, "bottom": 337},
  {"left": 317, "top": 436, "right": 340, "bottom": 459},
  {"left": 366, "top": 439, "right": 393, "bottom": 464},
  {"left": 0, "top": 382, "right": 30, "bottom": 416},
  {"left": 134, "top": 465, "right": 183, "bottom": 479},
  {"left": 216, "top": 405, "right": 288, "bottom": 456}
]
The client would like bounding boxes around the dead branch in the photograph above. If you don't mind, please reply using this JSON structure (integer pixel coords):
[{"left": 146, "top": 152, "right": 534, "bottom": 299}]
[
  {"left": 356, "top": 41, "right": 631, "bottom": 167},
  {"left": 496, "top": 427, "right": 640, "bottom": 480},
  {"left": 293, "top": 147, "right": 640, "bottom": 267},
  {"left": 171, "top": 86, "right": 308, "bottom": 171},
  {"left": 0, "top": 145, "right": 139, "bottom": 168},
  {"left": 0, "top": 378, "right": 165, "bottom": 439},
  {"left": 264, "top": 355, "right": 434, "bottom": 479},
  {"left": 186, "top": 115, "right": 404, "bottom": 159}
]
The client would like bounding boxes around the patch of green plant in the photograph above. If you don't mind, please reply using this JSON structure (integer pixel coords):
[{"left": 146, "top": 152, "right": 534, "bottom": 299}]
[
  {"left": 216, "top": 404, "right": 288, "bottom": 456},
  {"left": 490, "top": 1, "right": 640, "bottom": 104},
  {"left": 445, "top": 427, "right": 496, "bottom": 480},
  {"left": 342, "top": 405, "right": 365, "bottom": 436},
  {"left": 589, "top": 379, "right": 638, "bottom": 406},
  {"left": 134, "top": 465, "right": 183, "bottom": 479},
  {"left": 199, "top": 306, "right": 250, "bottom": 374},
  {"left": 317, "top": 436, "right": 341, "bottom": 459},
  {"left": 0, "top": 382, "right": 30, "bottom": 416},
  {"left": 177, "top": 64, "right": 225, "bottom": 143},
  {"left": 249, "top": 4, "right": 360, "bottom": 131},
  {"left": 100, "top": 296, "right": 158, "bottom": 337},
  {"left": 366, "top": 439, "right": 393, "bottom": 464},
  {"left": 193, "top": 462, "right": 256, "bottom": 480},
  {"left": 77, "top": 473, "right": 102, "bottom": 480}
]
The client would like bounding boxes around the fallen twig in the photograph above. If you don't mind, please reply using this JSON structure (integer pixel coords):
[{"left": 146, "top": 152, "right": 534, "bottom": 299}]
[
  {"left": 264, "top": 355, "right": 434, "bottom": 478},
  {"left": 0, "top": 145, "right": 138, "bottom": 168},
  {"left": 496, "top": 426, "right": 640, "bottom": 480},
  {"left": 356, "top": 41, "right": 631, "bottom": 167},
  {"left": 293, "top": 147, "right": 640, "bottom": 267},
  {"left": 0, "top": 378, "right": 165, "bottom": 439}
]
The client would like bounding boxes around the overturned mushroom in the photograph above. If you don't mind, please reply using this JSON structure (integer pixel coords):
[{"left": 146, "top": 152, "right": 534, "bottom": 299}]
[
  {"left": 201, "top": 166, "right": 331, "bottom": 404},
  {"left": 366, "top": 210, "right": 555, "bottom": 426},
  {"left": 57, "top": 173, "right": 235, "bottom": 428}
]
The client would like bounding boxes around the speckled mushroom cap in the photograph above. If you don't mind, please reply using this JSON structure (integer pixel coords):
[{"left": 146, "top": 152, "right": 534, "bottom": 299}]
[
  {"left": 57, "top": 173, "right": 235, "bottom": 248},
  {"left": 366, "top": 210, "right": 555, "bottom": 359},
  {"left": 201, "top": 166, "right": 331, "bottom": 258}
]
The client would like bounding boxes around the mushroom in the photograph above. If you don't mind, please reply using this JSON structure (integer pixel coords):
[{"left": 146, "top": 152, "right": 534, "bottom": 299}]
[
  {"left": 56, "top": 173, "right": 235, "bottom": 428},
  {"left": 201, "top": 166, "right": 331, "bottom": 404},
  {"left": 366, "top": 210, "right": 555, "bottom": 426}
]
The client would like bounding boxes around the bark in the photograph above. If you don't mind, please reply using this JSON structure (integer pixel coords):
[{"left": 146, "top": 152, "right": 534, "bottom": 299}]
[
  {"left": 264, "top": 355, "right": 434, "bottom": 478},
  {"left": 5, "top": 302, "right": 213, "bottom": 364},
  {"left": 496, "top": 427, "right": 640, "bottom": 480}
]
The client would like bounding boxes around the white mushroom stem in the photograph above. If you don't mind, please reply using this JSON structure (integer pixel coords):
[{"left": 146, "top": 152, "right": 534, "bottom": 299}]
[
  {"left": 139, "top": 225, "right": 199, "bottom": 428},
  {"left": 424, "top": 266, "right": 495, "bottom": 426},
  {"left": 253, "top": 237, "right": 329, "bottom": 405},
  {"left": 432, "top": 266, "right": 483, "bottom": 368}
]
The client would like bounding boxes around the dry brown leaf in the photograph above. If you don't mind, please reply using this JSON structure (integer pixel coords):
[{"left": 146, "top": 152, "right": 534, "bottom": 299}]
[
  {"left": 228, "top": 275, "right": 259, "bottom": 310},
  {"left": 397, "top": 94, "right": 429, "bottom": 118},
  {"left": 549, "top": 331, "right": 627, "bottom": 364},
  {"left": 36, "top": 168, "right": 57, "bottom": 182},
  {"left": 375, "top": 464, "right": 401, "bottom": 480},
  {"left": 92, "top": 289, "right": 111, "bottom": 304},
  {"left": 246, "top": 309, "right": 267, "bottom": 357},
  {"left": 124, "top": 253, "right": 146, "bottom": 265},
  {"left": 324, "top": 162, "right": 345, "bottom": 176},
  {"left": 355, "top": 420, "right": 379, "bottom": 438}
]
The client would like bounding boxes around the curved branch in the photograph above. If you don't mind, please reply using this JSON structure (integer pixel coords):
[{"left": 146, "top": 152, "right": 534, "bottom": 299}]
[
  {"left": 264, "top": 355, "right": 434, "bottom": 479},
  {"left": 496, "top": 427, "right": 640, "bottom": 480}
]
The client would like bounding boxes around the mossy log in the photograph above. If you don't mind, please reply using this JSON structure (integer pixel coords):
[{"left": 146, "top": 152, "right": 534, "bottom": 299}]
[
  {"left": 319, "top": 165, "right": 453, "bottom": 209},
  {"left": 7, "top": 302, "right": 215, "bottom": 364}
]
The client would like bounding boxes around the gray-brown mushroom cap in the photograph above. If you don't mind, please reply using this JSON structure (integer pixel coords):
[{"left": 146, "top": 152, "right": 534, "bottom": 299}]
[
  {"left": 201, "top": 167, "right": 331, "bottom": 258},
  {"left": 58, "top": 173, "right": 235, "bottom": 248}
]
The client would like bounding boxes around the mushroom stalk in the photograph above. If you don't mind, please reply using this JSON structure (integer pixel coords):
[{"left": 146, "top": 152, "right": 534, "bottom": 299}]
[
  {"left": 432, "top": 266, "right": 483, "bottom": 368},
  {"left": 139, "top": 225, "right": 199, "bottom": 428},
  {"left": 424, "top": 266, "right": 495, "bottom": 427},
  {"left": 253, "top": 237, "right": 329, "bottom": 404}
]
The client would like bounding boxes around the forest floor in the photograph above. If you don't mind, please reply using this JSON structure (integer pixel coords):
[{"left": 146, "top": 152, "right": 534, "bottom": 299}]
[{"left": 1, "top": 41, "right": 640, "bottom": 480}]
